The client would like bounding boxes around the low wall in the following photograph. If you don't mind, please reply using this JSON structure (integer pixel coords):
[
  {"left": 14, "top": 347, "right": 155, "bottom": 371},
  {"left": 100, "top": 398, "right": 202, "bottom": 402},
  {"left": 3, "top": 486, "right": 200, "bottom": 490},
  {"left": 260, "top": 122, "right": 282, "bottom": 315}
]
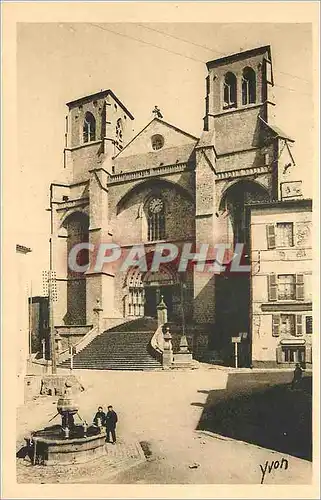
[
  {"left": 24, "top": 375, "right": 43, "bottom": 402},
  {"left": 40, "top": 374, "right": 84, "bottom": 396},
  {"left": 101, "top": 317, "right": 129, "bottom": 331},
  {"left": 55, "top": 325, "right": 93, "bottom": 352}
]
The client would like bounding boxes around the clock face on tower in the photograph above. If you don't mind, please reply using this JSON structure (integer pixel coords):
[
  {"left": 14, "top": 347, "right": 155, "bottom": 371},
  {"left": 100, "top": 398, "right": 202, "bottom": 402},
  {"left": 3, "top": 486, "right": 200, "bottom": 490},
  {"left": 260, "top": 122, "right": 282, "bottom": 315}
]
[{"left": 149, "top": 197, "right": 164, "bottom": 214}]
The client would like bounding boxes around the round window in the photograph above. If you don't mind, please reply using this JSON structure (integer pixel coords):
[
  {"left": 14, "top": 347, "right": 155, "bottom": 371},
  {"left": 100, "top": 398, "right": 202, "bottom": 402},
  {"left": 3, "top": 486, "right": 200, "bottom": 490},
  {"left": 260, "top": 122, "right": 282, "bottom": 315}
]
[{"left": 151, "top": 134, "right": 164, "bottom": 151}]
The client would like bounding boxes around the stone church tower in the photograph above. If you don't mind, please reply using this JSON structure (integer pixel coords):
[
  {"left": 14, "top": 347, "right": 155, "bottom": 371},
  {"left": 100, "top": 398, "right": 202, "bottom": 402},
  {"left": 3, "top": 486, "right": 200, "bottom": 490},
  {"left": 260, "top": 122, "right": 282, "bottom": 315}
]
[
  {"left": 50, "top": 46, "right": 297, "bottom": 362},
  {"left": 194, "top": 45, "right": 296, "bottom": 353},
  {"left": 50, "top": 90, "right": 135, "bottom": 327}
]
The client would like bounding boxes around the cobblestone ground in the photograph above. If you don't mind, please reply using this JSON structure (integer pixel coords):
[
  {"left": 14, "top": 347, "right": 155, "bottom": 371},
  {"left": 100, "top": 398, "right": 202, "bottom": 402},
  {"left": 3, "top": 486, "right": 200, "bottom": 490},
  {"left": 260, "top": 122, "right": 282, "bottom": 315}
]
[
  {"left": 17, "top": 440, "right": 145, "bottom": 484},
  {"left": 16, "top": 367, "right": 313, "bottom": 484}
]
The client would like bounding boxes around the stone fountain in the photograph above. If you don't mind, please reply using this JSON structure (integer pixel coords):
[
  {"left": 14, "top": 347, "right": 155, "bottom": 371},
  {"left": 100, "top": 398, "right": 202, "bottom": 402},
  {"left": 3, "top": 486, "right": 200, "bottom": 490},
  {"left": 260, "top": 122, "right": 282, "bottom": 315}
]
[{"left": 26, "top": 382, "right": 106, "bottom": 466}]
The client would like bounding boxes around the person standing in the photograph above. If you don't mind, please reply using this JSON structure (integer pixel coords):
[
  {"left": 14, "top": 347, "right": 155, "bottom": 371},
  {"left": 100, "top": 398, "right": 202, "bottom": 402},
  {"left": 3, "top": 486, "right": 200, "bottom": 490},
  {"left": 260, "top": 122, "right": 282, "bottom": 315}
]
[
  {"left": 291, "top": 363, "right": 303, "bottom": 390},
  {"left": 105, "top": 405, "right": 118, "bottom": 444},
  {"left": 93, "top": 406, "right": 106, "bottom": 428}
]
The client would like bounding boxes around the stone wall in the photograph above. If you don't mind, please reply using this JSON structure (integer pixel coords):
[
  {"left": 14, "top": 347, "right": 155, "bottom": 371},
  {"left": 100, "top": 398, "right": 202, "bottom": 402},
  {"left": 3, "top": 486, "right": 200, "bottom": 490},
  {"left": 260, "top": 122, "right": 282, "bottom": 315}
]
[{"left": 112, "top": 183, "right": 195, "bottom": 246}]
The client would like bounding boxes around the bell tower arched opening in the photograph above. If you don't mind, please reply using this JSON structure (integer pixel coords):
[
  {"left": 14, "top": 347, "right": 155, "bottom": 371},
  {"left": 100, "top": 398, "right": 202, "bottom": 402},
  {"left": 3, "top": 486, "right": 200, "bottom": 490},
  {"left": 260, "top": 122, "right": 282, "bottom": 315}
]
[{"left": 219, "top": 179, "right": 270, "bottom": 254}]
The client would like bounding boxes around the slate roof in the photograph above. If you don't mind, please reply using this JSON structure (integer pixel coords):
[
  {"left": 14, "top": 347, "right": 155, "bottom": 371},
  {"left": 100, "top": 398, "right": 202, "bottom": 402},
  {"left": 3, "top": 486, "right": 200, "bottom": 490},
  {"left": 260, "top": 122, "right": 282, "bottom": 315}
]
[
  {"left": 206, "top": 45, "right": 271, "bottom": 68},
  {"left": 66, "top": 89, "right": 134, "bottom": 119},
  {"left": 266, "top": 123, "right": 294, "bottom": 142},
  {"left": 259, "top": 116, "right": 294, "bottom": 142}
]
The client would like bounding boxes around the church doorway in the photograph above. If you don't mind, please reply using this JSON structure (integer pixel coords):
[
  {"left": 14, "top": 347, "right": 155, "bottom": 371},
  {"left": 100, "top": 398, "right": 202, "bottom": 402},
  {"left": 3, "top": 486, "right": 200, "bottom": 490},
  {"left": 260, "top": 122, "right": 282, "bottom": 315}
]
[
  {"left": 125, "top": 265, "right": 179, "bottom": 320},
  {"left": 144, "top": 285, "right": 174, "bottom": 318}
]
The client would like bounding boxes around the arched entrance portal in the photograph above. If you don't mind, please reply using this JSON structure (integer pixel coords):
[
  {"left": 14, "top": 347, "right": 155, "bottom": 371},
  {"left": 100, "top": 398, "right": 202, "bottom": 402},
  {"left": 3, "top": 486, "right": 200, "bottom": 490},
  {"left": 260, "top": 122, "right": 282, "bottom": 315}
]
[
  {"left": 215, "top": 180, "right": 270, "bottom": 366},
  {"left": 125, "top": 265, "right": 180, "bottom": 320},
  {"left": 219, "top": 179, "right": 270, "bottom": 251}
]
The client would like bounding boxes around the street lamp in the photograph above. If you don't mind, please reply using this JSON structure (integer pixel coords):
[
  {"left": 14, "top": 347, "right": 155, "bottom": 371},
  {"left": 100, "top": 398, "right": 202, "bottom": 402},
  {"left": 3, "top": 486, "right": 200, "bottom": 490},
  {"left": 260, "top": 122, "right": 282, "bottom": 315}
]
[{"left": 179, "top": 275, "right": 189, "bottom": 352}]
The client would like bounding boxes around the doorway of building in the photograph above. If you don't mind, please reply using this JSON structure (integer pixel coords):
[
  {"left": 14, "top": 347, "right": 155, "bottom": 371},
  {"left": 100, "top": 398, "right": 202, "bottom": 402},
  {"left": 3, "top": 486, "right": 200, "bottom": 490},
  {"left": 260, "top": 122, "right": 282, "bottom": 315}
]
[
  {"left": 125, "top": 265, "right": 178, "bottom": 320},
  {"left": 144, "top": 285, "right": 174, "bottom": 318}
]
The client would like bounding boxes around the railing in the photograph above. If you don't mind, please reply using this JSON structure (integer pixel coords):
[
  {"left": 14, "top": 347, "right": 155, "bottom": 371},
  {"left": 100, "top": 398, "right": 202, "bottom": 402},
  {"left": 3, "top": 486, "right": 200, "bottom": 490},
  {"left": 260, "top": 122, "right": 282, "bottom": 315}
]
[
  {"left": 58, "top": 325, "right": 99, "bottom": 364},
  {"left": 107, "top": 162, "right": 190, "bottom": 185},
  {"left": 149, "top": 324, "right": 165, "bottom": 364}
]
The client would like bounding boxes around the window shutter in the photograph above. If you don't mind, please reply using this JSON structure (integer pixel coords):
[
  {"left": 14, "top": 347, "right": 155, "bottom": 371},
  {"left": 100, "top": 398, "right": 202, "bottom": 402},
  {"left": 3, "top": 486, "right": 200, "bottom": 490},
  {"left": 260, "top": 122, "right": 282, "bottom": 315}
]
[
  {"left": 276, "top": 346, "right": 283, "bottom": 363},
  {"left": 296, "top": 315, "right": 303, "bottom": 336},
  {"left": 266, "top": 224, "right": 276, "bottom": 249},
  {"left": 305, "top": 316, "right": 313, "bottom": 334},
  {"left": 296, "top": 274, "right": 304, "bottom": 300},
  {"left": 272, "top": 315, "right": 280, "bottom": 337},
  {"left": 305, "top": 344, "right": 312, "bottom": 364},
  {"left": 268, "top": 274, "right": 277, "bottom": 301}
]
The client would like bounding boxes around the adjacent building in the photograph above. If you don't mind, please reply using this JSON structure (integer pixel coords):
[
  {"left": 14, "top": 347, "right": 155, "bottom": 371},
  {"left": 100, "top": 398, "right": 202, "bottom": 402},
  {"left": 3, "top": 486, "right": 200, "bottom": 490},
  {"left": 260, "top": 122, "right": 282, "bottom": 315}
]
[
  {"left": 249, "top": 199, "right": 312, "bottom": 367},
  {"left": 29, "top": 296, "right": 50, "bottom": 358}
]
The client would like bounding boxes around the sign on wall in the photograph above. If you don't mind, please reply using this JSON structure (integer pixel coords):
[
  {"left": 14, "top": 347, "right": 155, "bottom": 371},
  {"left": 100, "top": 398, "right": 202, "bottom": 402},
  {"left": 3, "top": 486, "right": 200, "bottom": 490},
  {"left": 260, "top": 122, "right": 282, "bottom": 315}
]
[{"left": 280, "top": 181, "right": 302, "bottom": 200}]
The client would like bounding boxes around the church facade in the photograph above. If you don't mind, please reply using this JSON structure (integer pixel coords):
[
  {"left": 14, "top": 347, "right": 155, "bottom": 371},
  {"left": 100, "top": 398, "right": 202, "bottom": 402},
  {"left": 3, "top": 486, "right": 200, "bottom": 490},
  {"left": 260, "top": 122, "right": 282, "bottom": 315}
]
[{"left": 50, "top": 45, "right": 308, "bottom": 366}]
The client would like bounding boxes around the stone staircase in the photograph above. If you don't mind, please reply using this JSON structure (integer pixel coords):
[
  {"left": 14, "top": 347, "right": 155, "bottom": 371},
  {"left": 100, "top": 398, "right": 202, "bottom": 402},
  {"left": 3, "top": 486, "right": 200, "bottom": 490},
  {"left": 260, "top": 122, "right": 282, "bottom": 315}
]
[
  {"left": 59, "top": 318, "right": 162, "bottom": 371},
  {"left": 58, "top": 317, "right": 209, "bottom": 371}
]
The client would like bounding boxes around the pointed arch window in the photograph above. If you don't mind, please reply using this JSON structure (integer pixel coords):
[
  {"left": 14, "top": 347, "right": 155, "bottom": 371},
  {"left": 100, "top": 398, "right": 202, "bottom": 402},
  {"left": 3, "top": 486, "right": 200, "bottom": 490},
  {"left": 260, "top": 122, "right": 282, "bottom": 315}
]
[
  {"left": 223, "top": 72, "right": 237, "bottom": 109},
  {"left": 242, "top": 67, "right": 256, "bottom": 105},
  {"left": 83, "top": 112, "right": 96, "bottom": 143},
  {"left": 147, "top": 197, "right": 166, "bottom": 241},
  {"left": 116, "top": 118, "right": 123, "bottom": 149}
]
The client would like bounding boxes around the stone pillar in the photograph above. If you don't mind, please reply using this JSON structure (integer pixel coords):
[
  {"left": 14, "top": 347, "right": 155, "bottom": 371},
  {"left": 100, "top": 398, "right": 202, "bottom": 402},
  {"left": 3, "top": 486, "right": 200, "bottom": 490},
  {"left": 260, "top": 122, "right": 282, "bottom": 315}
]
[
  {"left": 55, "top": 332, "right": 63, "bottom": 355},
  {"left": 157, "top": 296, "right": 168, "bottom": 327},
  {"left": 194, "top": 146, "right": 217, "bottom": 324},
  {"left": 179, "top": 334, "right": 189, "bottom": 353},
  {"left": 173, "top": 332, "right": 193, "bottom": 367},
  {"left": 86, "top": 168, "right": 116, "bottom": 324},
  {"left": 162, "top": 326, "right": 173, "bottom": 369},
  {"left": 93, "top": 298, "right": 103, "bottom": 332}
]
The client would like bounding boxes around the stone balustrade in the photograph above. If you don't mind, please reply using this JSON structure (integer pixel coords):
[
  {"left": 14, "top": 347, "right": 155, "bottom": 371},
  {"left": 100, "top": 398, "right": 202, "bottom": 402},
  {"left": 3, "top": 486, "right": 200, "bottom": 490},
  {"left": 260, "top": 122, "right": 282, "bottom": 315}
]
[{"left": 107, "top": 162, "right": 191, "bottom": 185}]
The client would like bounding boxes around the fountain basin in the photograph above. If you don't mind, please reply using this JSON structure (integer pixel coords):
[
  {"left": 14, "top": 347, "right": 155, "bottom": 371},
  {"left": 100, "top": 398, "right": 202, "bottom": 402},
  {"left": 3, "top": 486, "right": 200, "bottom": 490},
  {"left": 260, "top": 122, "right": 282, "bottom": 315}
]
[{"left": 26, "top": 425, "right": 107, "bottom": 466}]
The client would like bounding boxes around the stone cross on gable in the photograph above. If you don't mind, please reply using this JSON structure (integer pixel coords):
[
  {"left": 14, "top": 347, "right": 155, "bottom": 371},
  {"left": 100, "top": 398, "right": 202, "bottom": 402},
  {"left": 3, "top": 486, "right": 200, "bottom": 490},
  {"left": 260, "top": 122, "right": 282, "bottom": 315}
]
[{"left": 152, "top": 106, "right": 163, "bottom": 119}]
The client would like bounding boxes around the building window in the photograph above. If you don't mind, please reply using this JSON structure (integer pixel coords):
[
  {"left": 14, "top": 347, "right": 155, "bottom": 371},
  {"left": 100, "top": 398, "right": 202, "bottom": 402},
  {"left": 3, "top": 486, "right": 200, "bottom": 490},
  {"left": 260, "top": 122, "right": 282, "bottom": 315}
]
[
  {"left": 268, "top": 274, "right": 304, "bottom": 301},
  {"left": 272, "top": 314, "right": 303, "bottom": 337},
  {"left": 306, "top": 315, "right": 313, "bottom": 334},
  {"left": 116, "top": 118, "right": 123, "bottom": 148},
  {"left": 128, "top": 288, "right": 145, "bottom": 317},
  {"left": 83, "top": 112, "right": 96, "bottom": 143},
  {"left": 277, "top": 223, "right": 294, "bottom": 247},
  {"left": 266, "top": 223, "right": 294, "bottom": 249},
  {"left": 282, "top": 347, "right": 305, "bottom": 363},
  {"left": 242, "top": 67, "right": 256, "bottom": 105},
  {"left": 151, "top": 134, "right": 164, "bottom": 151},
  {"left": 280, "top": 314, "right": 296, "bottom": 335},
  {"left": 223, "top": 72, "right": 237, "bottom": 109},
  {"left": 277, "top": 275, "right": 296, "bottom": 300},
  {"left": 147, "top": 197, "right": 165, "bottom": 241}
]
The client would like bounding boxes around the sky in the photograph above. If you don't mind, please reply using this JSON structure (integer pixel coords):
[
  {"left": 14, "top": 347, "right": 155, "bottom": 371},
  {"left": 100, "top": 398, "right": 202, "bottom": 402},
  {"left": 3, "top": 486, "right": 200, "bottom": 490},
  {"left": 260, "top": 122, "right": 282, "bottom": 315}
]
[{"left": 16, "top": 22, "right": 314, "bottom": 294}]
